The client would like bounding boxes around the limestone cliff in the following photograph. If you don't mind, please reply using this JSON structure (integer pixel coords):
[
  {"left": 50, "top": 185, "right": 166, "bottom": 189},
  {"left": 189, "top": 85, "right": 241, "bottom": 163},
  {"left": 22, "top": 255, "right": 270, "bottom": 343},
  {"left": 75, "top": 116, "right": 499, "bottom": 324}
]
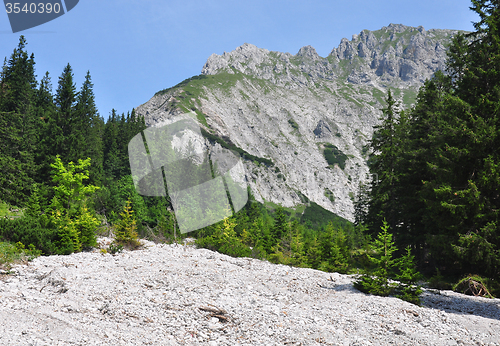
[{"left": 135, "top": 24, "right": 463, "bottom": 221}]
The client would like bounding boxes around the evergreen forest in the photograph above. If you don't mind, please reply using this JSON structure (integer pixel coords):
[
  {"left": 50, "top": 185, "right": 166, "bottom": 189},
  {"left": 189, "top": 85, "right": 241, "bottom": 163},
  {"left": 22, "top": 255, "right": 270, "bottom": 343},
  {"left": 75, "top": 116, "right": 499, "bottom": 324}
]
[{"left": 1, "top": 0, "right": 500, "bottom": 303}]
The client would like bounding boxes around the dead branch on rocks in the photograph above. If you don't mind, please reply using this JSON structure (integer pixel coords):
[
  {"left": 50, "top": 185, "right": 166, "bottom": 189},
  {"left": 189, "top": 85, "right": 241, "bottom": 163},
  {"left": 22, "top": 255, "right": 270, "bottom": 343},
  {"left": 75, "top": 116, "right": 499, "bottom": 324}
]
[
  {"left": 454, "top": 276, "right": 493, "bottom": 298},
  {"left": 199, "top": 304, "right": 231, "bottom": 322}
]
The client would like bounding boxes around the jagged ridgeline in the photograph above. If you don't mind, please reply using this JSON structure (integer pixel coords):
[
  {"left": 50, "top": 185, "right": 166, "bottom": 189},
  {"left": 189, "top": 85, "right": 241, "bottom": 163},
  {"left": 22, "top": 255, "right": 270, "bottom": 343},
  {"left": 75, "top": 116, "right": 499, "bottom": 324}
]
[{"left": 135, "top": 24, "right": 463, "bottom": 222}]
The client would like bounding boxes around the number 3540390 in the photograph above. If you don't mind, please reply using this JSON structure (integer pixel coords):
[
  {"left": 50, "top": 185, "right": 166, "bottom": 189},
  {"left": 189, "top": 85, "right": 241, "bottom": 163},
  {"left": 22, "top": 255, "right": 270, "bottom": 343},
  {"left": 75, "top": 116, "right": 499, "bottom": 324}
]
[{"left": 5, "top": 3, "right": 62, "bottom": 14}]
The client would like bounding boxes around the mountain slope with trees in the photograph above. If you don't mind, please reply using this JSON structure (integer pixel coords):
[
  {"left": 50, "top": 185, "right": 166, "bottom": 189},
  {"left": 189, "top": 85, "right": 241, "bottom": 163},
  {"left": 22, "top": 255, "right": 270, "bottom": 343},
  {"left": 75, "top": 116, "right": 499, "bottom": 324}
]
[
  {"left": 1, "top": 0, "right": 499, "bottom": 301},
  {"left": 361, "top": 0, "right": 500, "bottom": 285}
]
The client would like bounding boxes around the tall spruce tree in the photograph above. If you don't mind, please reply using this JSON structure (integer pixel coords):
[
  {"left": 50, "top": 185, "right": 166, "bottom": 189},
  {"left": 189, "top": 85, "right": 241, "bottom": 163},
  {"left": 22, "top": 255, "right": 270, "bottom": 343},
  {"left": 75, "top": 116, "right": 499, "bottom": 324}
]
[
  {"left": 0, "top": 36, "right": 37, "bottom": 114},
  {"left": 0, "top": 36, "right": 39, "bottom": 205},
  {"left": 54, "top": 63, "right": 77, "bottom": 162},
  {"left": 372, "top": 0, "right": 500, "bottom": 280},
  {"left": 366, "top": 90, "right": 402, "bottom": 235},
  {"left": 36, "top": 71, "right": 59, "bottom": 183},
  {"left": 75, "top": 71, "right": 104, "bottom": 184},
  {"left": 271, "top": 207, "right": 288, "bottom": 245}
]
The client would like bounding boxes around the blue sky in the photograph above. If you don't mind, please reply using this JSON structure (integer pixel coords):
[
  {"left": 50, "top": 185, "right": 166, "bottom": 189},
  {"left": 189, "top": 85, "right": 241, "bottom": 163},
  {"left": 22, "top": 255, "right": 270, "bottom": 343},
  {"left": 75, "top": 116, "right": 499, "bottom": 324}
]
[{"left": 1, "top": 0, "right": 479, "bottom": 120}]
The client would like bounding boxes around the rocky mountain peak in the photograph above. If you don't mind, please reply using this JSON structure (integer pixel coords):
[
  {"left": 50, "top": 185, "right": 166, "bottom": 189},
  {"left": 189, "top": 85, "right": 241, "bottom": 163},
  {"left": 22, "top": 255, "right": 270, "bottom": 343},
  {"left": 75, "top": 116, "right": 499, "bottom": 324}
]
[
  {"left": 296, "top": 45, "right": 320, "bottom": 60},
  {"left": 136, "top": 24, "right": 467, "bottom": 221}
]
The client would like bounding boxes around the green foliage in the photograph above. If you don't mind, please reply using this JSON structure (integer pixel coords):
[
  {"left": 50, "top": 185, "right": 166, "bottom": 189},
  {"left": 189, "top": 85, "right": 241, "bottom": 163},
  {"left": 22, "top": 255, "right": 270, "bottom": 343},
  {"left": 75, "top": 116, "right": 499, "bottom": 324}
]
[
  {"left": 355, "top": 220, "right": 398, "bottom": 296},
  {"left": 47, "top": 156, "right": 100, "bottom": 253},
  {"left": 355, "top": 221, "right": 423, "bottom": 304},
  {"left": 50, "top": 156, "right": 99, "bottom": 211},
  {"left": 201, "top": 128, "right": 274, "bottom": 167},
  {"left": 271, "top": 207, "right": 288, "bottom": 245},
  {"left": 0, "top": 217, "right": 58, "bottom": 255},
  {"left": 323, "top": 143, "right": 348, "bottom": 170},
  {"left": 0, "top": 241, "right": 40, "bottom": 270},
  {"left": 113, "top": 199, "right": 140, "bottom": 248},
  {"left": 50, "top": 209, "right": 82, "bottom": 254},
  {"left": 319, "top": 223, "right": 349, "bottom": 273},
  {"left": 94, "top": 175, "right": 148, "bottom": 225},
  {"left": 196, "top": 216, "right": 251, "bottom": 257},
  {"left": 0, "top": 37, "right": 39, "bottom": 206},
  {"left": 394, "top": 247, "right": 423, "bottom": 305},
  {"left": 25, "top": 184, "right": 41, "bottom": 218},
  {"left": 305, "top": 236, "right": 322, "bottom": 269},
  {"left": 453, "top": 274, "right": 495, "bottom": 298},
  {"left": 361, "top": 6, "right": 500, "bottom": 285},
  {"left": 268, "top": 221, "right": 307, "bottom": 266}
]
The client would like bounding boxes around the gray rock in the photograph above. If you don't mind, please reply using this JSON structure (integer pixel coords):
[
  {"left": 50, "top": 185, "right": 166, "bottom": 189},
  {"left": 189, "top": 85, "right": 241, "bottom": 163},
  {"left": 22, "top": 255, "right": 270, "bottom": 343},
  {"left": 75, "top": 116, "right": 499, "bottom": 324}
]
[
  {"left": 1, "top": 240, "right": 499, "bottom": 345},
  {"left": 136, "top": 24, "right": 465, "bottom": 221}
]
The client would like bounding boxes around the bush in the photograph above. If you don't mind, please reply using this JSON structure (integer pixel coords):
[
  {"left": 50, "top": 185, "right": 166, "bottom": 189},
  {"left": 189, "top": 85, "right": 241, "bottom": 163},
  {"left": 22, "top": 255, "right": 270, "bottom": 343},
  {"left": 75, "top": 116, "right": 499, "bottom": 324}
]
[
  {"left": 354, "top": 221, "right": 423, "bottom": 305},
  {"left": 394, "top": 247, "right": 423, "bottom": 305},
  {"left": 0, "top": 217, "right": 58, "bottom": 255},
  {"left": 113, "top": 199, "right": 140, "bottom": 248},
  {"left": 0, "top": 241, "right": 41, "bottom": 270},
  {"left": 196, "top": 217, "right": 251, "bottom": 258},
  {"left": 354, "top": 220, "right": 397, "bottom": 296},
  {"left": 453, "top": 275, "right": 495, "bottom": 298}
]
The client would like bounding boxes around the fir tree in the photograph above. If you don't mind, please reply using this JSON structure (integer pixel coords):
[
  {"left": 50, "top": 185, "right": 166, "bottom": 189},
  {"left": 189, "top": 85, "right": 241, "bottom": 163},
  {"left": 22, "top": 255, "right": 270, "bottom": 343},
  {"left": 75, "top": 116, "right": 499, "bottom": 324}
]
[
  {"left": 0, "top": 36, "right": 39, "bottom": 205},
  {"left": 395, "top": 246, "right": 423, "bottom": 305},
  {"left": 75, "top": 71, "right": 104, "bottom": 184},
  {"left": 114, "top": 199, "right": 140, "bottom": 248},
  {"left": 355, "top": 220, "right": 398, "bottom": 296},
  {"left": 366, "top": 90, "right": 402, "bottom": 235},
  {"left": 271, "top": 207, "right": 288, "bottom": 245},
  {"left": 0, "top": 36, "right": 37, "bottom": 114}
]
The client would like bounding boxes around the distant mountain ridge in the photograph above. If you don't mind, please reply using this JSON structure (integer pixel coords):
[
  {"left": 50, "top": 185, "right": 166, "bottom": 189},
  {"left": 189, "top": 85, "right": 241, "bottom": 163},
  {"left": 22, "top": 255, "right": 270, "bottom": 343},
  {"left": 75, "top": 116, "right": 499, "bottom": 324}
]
[
  {"left": 201, "top": 24, "right": 455, "bottom": 90},
  {"left": 135, "top": 24, "right": 464, "bottom": 221}
]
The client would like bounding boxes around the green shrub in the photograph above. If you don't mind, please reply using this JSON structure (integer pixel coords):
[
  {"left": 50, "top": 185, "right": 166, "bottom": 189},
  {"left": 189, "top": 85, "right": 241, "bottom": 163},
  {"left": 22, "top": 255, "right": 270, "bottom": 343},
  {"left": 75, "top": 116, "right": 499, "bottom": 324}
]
[
  {"left": 453, "top": 275, "right": 495, "bottom": 298},
  {"left": 323, "top": 144, "right": 348, "bottom": 170},
  {"left": 0, "top": 241, "right": 41, "bottom": 270},
  {"left": 0, "top": 217, "right": 58, "bottom": 255},
  {"left": 113, "top": 199, "right": 140, "bottom": 248},
  {"left": 394, "top": 247, "right": 423, "bottom": 305},
  {"left": 196, "top": 217, "right": 251, "bottom": 258},
  {"left": 354, "top": 220, "right": 398, "bottom": 297}
]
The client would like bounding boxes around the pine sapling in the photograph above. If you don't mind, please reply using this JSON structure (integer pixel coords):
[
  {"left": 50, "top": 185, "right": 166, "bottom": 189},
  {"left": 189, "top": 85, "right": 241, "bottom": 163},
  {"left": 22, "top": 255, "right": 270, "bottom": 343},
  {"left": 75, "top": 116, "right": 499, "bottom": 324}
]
[
  {"left": 355, "top": 219, "right": 397, "bottom": 296},
  {"left": 113, "top": 199, "right": 140, "bottom": 248},
  {"left": 395, "top": 246, "right": 423, "bottom": 305}
]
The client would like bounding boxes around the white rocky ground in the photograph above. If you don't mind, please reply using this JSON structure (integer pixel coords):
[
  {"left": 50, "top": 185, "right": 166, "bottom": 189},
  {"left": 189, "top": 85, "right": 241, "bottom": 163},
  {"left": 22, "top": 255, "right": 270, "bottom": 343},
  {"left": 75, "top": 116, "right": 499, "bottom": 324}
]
[{"left": 1, "top": 238, "right": 499, "bottom": 346}]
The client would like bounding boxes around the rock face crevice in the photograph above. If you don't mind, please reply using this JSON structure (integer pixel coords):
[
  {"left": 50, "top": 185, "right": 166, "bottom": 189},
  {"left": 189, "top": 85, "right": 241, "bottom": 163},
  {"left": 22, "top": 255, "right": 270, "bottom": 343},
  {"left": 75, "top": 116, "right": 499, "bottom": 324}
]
[{"left": 135, "top": 24, "right": 463, "bottom": 221}]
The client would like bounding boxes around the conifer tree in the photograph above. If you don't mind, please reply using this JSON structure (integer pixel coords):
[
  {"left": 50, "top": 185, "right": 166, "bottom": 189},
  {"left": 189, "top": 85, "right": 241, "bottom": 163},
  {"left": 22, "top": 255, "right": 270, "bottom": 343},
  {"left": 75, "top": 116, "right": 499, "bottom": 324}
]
[
  {"left": 114, "top": 199, "right": 140, "bottom": 248},
  {"left": 319, "top": 222, "right": 349, "bottom": 273},
  {"left": 103, "top": 109, "right": 121, "bottom": 179},
  {"left": 0, "top": 36, "right": 39, "bottom": 205},
  {"left": 53, "top": 63, "right": 77, "bottom": 162},
  {"left": 306, "top": 236, "right": 322, "bottom": 269},
  {"left": 0, "top": 36, "right": 37, "bottom": 114},
  {"left": 395, "top": 246, "right": 423, "bottom": 305},
  {"left": 355, "top": 220, "right": 398, "bottom": 296},
  {"left": 366, "top": 90, "right": 401, "bottom": 235},
  {"left": 412, "top": 0, "right": 500, "bottom": 279},
  {"left": 35, "top": 71, "right": 57, "bottom": 181},
  {"left": 75, "top": 71, "right": 104, "bottom": 184},
  {"left": 289, "top": 222, "right": 306, "bottom": 266},
  {"left": 271, "top": 207, "right": 288, "bottom": 245}
]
